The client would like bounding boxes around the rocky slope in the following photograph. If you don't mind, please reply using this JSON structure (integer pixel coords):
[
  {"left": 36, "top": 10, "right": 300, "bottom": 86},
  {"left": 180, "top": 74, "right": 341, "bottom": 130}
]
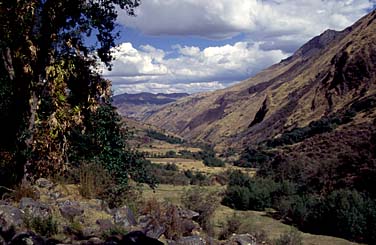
[
  {"left": 144, "top": 10, "right": 376, "bottom": 152},
  {"left": 0, "top": 179, "right": 260, "bottom": 245},
  {"left": 113, "top": 92, "right": 188, "bottom": 120}
]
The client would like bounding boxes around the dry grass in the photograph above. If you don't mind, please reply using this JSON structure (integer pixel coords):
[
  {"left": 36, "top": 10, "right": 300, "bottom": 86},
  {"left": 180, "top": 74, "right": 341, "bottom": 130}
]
[
  {"left": 148, "top": 157, "right": 256, "bottom": 176},
  {"left": 140, "top": 141, "right": 201, "bottom": 155}
]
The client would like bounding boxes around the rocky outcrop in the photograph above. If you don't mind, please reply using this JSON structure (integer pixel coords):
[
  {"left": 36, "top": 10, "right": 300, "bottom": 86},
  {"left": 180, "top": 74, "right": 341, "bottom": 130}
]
[{"left": 1, "top": 179, "right": 247, "bottom": 245}]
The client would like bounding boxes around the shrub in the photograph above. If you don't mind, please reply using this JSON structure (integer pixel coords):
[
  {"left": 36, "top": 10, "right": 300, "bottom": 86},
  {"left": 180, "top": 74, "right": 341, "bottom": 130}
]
[
  {"left": 235, "top": 147, "right": 273, "bottom": 168},
  {"left": 9, "top": 184, "right": 39, "bottom": 202},
  {"left": 146, "top": 130, "right": 184, "bottom": 144},
  {"left": 222, "top": 185, "right": 250, "bottom": 210},
  {"left": 23, "top": 213, "right": 58, "bottom": 237},
  {"left": 181, "top": 187, "right": 220, "bottom": 235},
  {"left": 78, "top": 162, "right": 114, "bottom": 199},
  {"left": 223, "top": 171, "right": 284, "bottom": 211},
  {"left": 164, "top": 150, "right": 177, "bottom": 158},
  {"left": 101, "top": 225, "right": 128, "bottom": 240},
  {"left": 218, "top": 213, "right": 241, "bottom": 240},
  {"left": 140, "top": 198, "right": 184, "bottom": 240},
  {"left": 323, "top": 189, "right": 367, "bottom": 240},
  {"left": 274, "top": 228, "right": 302, "bottom": 245}
]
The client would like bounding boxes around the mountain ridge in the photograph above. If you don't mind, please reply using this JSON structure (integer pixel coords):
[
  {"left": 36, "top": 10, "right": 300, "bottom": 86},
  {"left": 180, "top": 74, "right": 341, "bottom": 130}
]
[
  {"left": 113, "top": 92, "right": 189, "bottom": 120},
  {"left": 143, "top": 10, "right": 376, "bottom": 152}
]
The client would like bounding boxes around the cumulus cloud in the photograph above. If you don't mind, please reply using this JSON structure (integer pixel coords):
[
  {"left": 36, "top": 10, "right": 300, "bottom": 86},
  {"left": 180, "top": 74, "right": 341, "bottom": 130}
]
[
  {"left": 104, "top": 42, "right": 287, "bottom": 94},
  {"left": 113, "top": 81, "right": 226, "bottom": 95},
  {"left": 110, "top": 0, "right": 375, "bottom": 94},
  {"left": 118, "top": 0, "right": 375, "bottom": 50}
]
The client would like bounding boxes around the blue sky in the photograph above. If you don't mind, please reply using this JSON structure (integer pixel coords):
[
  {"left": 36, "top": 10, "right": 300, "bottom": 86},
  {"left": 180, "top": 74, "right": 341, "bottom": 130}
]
[{"left": 103, "top": 0, "right": 376, "bottom": 95}]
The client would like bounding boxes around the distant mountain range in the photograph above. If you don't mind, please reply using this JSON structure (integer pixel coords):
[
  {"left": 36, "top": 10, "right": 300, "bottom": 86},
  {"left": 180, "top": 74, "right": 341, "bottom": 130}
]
[
  {"left": 142, "top": 10, "right": 376, "bottom": 152},
  {"left": 112, "top": 92, "right": 188, "bottom": 120}
]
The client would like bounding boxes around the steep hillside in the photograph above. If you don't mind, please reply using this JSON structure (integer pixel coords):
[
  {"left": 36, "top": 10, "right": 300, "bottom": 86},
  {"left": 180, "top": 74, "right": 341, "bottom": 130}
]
[
  {"left": 113, "top": 92, "right": 188, "bottom": 120},
  {"left": 145, "top": 10, "right": 376, "bottom": 151}
]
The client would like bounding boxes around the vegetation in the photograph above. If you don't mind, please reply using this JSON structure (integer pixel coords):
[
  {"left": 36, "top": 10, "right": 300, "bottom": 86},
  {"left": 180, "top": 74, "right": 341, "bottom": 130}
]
[
  {"left": 146, "top": 130, "right": 184, "bottom": 144},
  {"left": 274, "top": 228, "right": 302, "bottom": 245},
  {"left": 235, "top": 147, "right": 274, "bottom": 168},
  {"left": 23, "top": 212, "right": 59, "bottom": 237},
  {"left": 178, "top": 148, "right": 225, "bottom": 167},
  {"left": 0, "top": 0, "right": 157, "bottom": 203},
  {"left": 150, "top": 163, "right": 211, "bottom": 186},
  {"left": 223, "top": 127, "right": 376, "bottom": 244},
  {"left": 182, "top": 187, "right": 221, "bottom": 235},
  {"left": 218, "top": 213, "right": 241, "bottom": 240}
]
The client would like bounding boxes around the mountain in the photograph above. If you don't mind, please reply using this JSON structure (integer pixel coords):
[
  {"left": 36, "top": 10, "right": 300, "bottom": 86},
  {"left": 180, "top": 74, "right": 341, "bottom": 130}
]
[
  {"left": 112, "top": 92, "right": 188, "bottom": 120},
  {"left": 144, "top": 10, "right": 376, "bottom": 152}
]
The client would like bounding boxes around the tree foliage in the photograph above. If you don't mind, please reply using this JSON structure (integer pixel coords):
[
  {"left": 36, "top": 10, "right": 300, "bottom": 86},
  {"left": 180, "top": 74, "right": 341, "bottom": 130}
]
[{"left": 0, "top": 0, "right": 153, "bottom": 188}]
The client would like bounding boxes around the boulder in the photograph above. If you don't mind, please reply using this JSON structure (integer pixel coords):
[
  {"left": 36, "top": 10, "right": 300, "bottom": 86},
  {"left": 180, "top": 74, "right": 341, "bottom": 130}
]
[
  {"left": 0, "top": 205, "right": 23, "bottom": 235},
  {"left": 19, "top": 198, "right": 50, "bottom": 218},
  {"left": 0, "top": 235, "right": 5, "bottom": 245},
  {"left": 138, "top": 215, "right": 166, "bottom": 239},
  {"left": 168, "top": 235, "right": 206, "bottom": 245},
  {"left": 226, "top": 234, "right": 257, "bottom": 245},
  {"left": 58, "top": 200, "right": 84, "bottom": 221},
  {"left": 178, "top": 208, "right": 199, "bottom": 219},
  {"left": 96, "top": 219, "right": 114, "bottom": 231},
  {"left": 36, "top": 178, "right": 54, "bottom": 189},
  {"left": 8, "top": 231, "right": 46, "bottom": 245},
  {"left": 113, "top": 205, "right": 137, "bottom": 228},
  {"left": 105, "top": 231, "right": 163, "bottom": 245}
]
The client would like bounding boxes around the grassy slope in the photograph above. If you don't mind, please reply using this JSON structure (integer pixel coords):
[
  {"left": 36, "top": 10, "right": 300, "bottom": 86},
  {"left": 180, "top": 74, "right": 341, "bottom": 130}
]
[{"left": 141, "top": 184, "right": 359, "bottom": 245}]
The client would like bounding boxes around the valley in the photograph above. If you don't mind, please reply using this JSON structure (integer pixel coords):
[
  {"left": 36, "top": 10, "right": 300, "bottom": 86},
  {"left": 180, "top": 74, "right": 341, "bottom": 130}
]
[
  {"left": 113, "top": 9, "right": 376, "bottom": 245},
  {"left": 1, "top": 2, "right": 375, "bottom": 244}
]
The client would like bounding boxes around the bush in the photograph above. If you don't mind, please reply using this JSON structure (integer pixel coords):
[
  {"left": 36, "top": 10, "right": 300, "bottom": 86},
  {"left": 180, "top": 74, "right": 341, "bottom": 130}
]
[
  {"left": 203, "top": 155, "right": 225, "bottom": 167},
  {"left": 222, "top": 185, "right": 251, "bottom": 210},
  {"left": 140, "top": 198, "right": 184, "bottom": 240},
  {"left": 219, "top": 213, "right": 241, "bottom": 240},
  {"left": 182, "top": 187, "right": 220, "bottom": 235},
  {"left": 223, "top": 171, "right": 285, "bottom": 211},
  {"left": 274, "top": 228, "right": 302, "bottom": 245},
  {"left": 146, "top": 130, "right": 184, "bottom": 144},
  {"left": 6, "top": 183, "right": 39, "bottom": 202},
  {"left": 78, "top": 162, "right": 114, "bottom": 199},
  {"left": 235, "top": 147, "right": 273, "bottom": 168},
  {"left": 23, "top": 213, "right": 58, "bottom": 237}
]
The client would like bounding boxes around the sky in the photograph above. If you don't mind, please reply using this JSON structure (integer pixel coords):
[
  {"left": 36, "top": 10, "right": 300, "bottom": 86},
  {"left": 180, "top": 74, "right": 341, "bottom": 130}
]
[{"left": 102, "top": 0, "right": 376, "bottom": 95}]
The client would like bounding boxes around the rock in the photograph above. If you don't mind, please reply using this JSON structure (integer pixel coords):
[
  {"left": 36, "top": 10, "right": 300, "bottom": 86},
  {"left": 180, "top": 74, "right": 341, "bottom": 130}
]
[
  {"left": 36, "top": 178, "right": 54, "bottom": 189},
  {"left": 113, "top": 206, "right": 137, "bottom": 227},
  {"left": 82, "top": 227, "right": 97, "bottom": 238},
  {"left": 180, "top": 219, "right": 198, "bottom": 236},
  {"left": 144, "top": 223, "right": 165, "bottom": 240},
  {"left": 19, "top": 198, "right": 50, "bottom": 218},
  {"left": 0, "top": 235, "right": 6, "bottom": 245},
  {"left": 105, "top": 231, "right": 163, "bottom": 245},
  {"left": 58, "top": 200, "right": 84, "bottom": 221},
  {"left": 8, "top": 231, "right": 46, "bottom": 245},
  {"left": 178, "top": 208, "right": 199, "bottom": 219},
  {"left": 0, "top": 204, "right": 23, "bottom": 236},
  {"left": 138, "top": 215, "right": 165, "bottom": 239},
  {"left": 168, "top": 236, "right": 206, "bottom": 245},
  {"left": 88, "top": 237, "right": 105, "bottom": 244},
  {"left": 226, "top": 234, "right": 257, "bottom": 245},
  {"left": 96, "top": 219, "right": 114, "bottom": 231},
  {"left": 49, "top": 191, "right": 63, "bottom": 200}
]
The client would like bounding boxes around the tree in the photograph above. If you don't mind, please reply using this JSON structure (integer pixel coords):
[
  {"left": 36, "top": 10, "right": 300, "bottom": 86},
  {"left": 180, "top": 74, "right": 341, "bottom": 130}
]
[{"left": 0, "top": 0, "right": 140, "bottom": 182}]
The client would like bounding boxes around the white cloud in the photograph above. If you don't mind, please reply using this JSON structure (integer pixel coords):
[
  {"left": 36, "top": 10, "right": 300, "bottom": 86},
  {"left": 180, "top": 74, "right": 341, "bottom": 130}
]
[
  {"left": 113, "top": 81, "right": 226, "bottom": 95},
  {"left": 110, "top": 0, "right": 375, "bottom": 94},
  {"left": 118, "top": 0, "right": 375, "bottom": 50},
  {"left": 104, "top": 42, "right": 287, "bottom": 94}
]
